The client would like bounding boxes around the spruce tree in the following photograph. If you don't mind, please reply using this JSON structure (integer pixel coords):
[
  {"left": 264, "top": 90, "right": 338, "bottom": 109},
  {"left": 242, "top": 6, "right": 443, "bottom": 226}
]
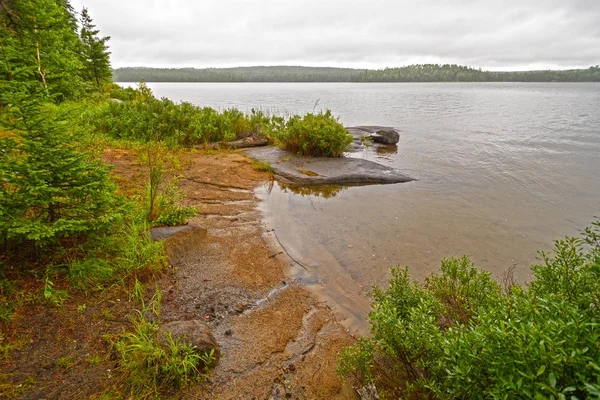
[
  {"left": 79, "top": 7, "right": 112, "bottom": 90},
  {"left": 0, "top": 0, "right": 85, "bottom": 101},
  {"left": 0, "top": 2, "right": 119, "bottom": 246},
  {"left": 0, "top": 81, "right": 119, "bottom": 245}
]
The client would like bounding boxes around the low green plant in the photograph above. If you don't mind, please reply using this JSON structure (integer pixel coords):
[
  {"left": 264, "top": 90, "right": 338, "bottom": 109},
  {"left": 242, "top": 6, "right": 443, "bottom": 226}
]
[
  {"left": 42, "top": 276, "right": 69, "bottom": 307},
  {"left": 339, "top": 220, "right": 600, "bottom": 399},
  {"left": 0, "top": 303, "right": 14, "bottom": 322},
  {"left": 252, "top": 160, "right": 273, "bottom": 173},
  {"left": 56, "top": 355, "right": 75, "bottom": 368},
  {"left": 86, "top": 353, "right": 103, "bottom": 366},
  {"left": 114, "top": 289, "right": 213, "bottom": 397},
  {"left": 130, "top": 279, "right": 144, "bottom": 303},
  {"left": 274, "top": 110, "right": 352, "bottom": 157},
  {"left": 111, "top": 212, "right": 167, "bottom": 279},
  {"left": 0, "top": 336, "right": 26, "bottom": 360},
  {"left": 150, "top": 181, "right": 196, "bottom": 227},
  {"left": 114, "top": 315, "right": 213, "bottom": 397}
]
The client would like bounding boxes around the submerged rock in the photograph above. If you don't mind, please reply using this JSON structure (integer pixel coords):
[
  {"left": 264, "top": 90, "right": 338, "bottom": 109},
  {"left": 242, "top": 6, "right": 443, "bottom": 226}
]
[
  {"left": 346, "top": 126, "right": 401, "bottom": 152},
  {"left": 244, "top": 147, "right": 414, "bottom": 186},
  {"left": 158, "top": 320, "right": 221, "bottom": 363},
  {"left": 370, "top": 128, "right": 400, "bottom": 144}
]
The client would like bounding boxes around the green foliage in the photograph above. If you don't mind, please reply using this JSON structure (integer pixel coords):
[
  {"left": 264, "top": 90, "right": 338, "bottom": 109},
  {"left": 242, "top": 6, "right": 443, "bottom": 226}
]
[
  {"left": 55, "top": 355, "right": 75, "bottom": 368},
  {"left": 0, "top": 0, "right": 90, "bottom": 101},
  {"left": 0, "top": 87, "right": 120, "bottom": 245},
  {"left": 252, "top": 160, "right": 273, "bottom": 173},
  {"left": 80, "top": 85, "right": 283, "bottom": 146},
  {"left": 79, "top": 7, "right": 112, "bottom": 90},
  {"left": 66, "top": 202, "right": 167, "bottom": 290},
  {"left": 104, "top": 205, "right": 167, "bottom": 280},
  {"left": 274, "top": 110, "right": 352, "bottom": 157},
  {"left": 137, "top": 141, "right": 196, "bottom": 226},
  {"left": 42, "top": 276, "right": 69, "bottom": 307},
  {"left": 114, "top": 310, "right": 214, "bottom": 397},
  {"left": 339, "top": 221, "right": 600, "bottom": 399},
  {"left": 79, "top": 86, "right": 349, "bottom": 158},
  {"left": 356, "top": 64, "right": 600, "bottom": 83}
]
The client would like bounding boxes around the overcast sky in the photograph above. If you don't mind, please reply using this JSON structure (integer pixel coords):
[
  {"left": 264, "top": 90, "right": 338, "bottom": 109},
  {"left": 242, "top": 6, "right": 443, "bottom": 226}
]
[{"left": 70, "top": 0, "right": 600, "bottom": 70}]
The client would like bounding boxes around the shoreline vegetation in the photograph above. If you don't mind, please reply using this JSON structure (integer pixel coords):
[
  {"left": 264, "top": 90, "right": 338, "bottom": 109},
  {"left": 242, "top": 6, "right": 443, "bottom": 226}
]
[
  {"left": 2, "top": 1, "right": 599, "bottom": 399},
  {"left": 113, "top": 64, "right": 600, "bottom": 83}
]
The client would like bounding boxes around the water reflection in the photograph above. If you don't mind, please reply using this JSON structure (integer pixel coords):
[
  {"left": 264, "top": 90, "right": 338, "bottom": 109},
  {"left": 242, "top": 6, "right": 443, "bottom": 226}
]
[
  {"left": 375, "top": 144, "right": 398, "bottom": 155},
  {"left": 279, "top": 183, "right": 348, "bottom": 199}
]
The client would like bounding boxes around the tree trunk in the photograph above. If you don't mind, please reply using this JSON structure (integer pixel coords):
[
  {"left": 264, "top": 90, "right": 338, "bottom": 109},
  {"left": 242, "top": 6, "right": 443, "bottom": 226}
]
[{"left": 33, "top": 16, "right": 48, "bottom": 93}]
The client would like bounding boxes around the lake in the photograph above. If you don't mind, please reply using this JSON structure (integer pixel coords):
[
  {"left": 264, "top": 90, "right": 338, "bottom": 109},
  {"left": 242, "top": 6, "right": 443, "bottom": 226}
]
[{"left": 124, "top": 82, "right": 600, "bottom": 330}]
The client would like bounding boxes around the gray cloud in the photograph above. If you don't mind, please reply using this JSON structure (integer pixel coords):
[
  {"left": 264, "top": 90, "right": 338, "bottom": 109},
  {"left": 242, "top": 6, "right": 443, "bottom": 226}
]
[{"left": 70, "top": 0, "right": 600, "bottom": 70}]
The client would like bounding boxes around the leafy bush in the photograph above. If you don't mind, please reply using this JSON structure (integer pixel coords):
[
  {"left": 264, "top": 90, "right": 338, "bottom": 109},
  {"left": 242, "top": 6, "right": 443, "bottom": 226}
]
[
  {"left": 80, "top": 84, "right": 283, "bottom": 146},
  {"left": 274, "top": 110, "right": 352, "bottom": 157},
  {"left": 339, "top": 221, "right": 600, "bottom": 399}
]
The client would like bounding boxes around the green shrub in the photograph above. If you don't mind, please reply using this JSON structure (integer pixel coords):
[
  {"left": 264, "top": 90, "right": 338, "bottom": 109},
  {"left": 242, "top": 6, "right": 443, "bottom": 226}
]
[
  {"left": 339, "top": 221, "right": 600, "bottom": 399},
  {"left": 78, "top": 84, "right": 283, "bottom": 146},
  {"left": 274, "top": 110, "right": 352, "bottom": 157}
]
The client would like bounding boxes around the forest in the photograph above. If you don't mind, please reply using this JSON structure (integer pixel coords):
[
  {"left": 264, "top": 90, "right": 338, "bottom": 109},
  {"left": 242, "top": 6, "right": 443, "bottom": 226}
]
[{"left": 114, "top": 64, "right": 600, "bottom": 83}]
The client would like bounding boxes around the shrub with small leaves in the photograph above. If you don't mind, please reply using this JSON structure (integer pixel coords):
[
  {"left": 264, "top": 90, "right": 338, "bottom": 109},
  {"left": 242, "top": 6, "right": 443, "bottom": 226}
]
[
  {"left": 274, "top": 110, "right": 352, "bottom": 157},
  {"left": 339, "top": 220, "right": 600, "bottom": 399}
]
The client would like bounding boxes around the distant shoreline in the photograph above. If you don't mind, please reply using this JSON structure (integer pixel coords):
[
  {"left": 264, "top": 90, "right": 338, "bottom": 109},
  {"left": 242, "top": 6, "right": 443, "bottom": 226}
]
[{"left": 113, "top": 64, "right": 600, "bottom": 83}]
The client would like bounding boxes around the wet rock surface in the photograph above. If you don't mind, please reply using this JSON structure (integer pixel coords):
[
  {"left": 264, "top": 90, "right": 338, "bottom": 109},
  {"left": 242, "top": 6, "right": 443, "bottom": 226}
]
[
  {"left": 150, "top": 224, "right": 198, "bottom": 241},
  {"left": 153, "top": 151, "right": 358, "bottom": 399},
  {"left": 347, "top": 126, "right": 401, "bottom": 152},
  {"left": 244, "top": 146, "right": 414, "bottom": 186}
]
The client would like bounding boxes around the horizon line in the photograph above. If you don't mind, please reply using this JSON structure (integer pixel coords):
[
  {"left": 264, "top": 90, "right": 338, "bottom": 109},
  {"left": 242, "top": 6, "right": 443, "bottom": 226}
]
[{"left": 112, "top": 64, "right": 599, "bottom": 73}]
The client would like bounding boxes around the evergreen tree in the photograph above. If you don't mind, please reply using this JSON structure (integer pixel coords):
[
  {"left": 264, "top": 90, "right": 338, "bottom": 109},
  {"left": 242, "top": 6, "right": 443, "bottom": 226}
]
[
  {"left": 0, "top": 0, "right": 85, "bottom": 101},
  {"left": 0, "top": 81, "right": 119, "bottom": 245},
  {"left": 79, "top": 7, "right": 112, "bottom": 90},
  {"left": 0, "top": 2, "right": 119, "bottom": 246}
]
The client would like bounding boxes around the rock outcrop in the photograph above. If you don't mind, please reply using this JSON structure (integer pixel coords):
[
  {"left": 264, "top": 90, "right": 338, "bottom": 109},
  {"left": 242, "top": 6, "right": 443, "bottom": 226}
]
[
  {"left": 244, "top": 147, "right": 414, "bottom": 186},
  {"left": 346, "top": 126, "right": 401, "bottom": 152}
]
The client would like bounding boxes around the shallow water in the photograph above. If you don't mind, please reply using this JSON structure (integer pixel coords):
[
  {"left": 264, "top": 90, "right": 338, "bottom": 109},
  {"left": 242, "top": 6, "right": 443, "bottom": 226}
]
[{"left": 130, "top": 82, "right": 600, "bottom": 330}]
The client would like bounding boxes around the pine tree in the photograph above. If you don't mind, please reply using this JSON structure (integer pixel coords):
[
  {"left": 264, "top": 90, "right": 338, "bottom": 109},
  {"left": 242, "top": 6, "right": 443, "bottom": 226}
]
[{"left": 79, "top": 7, "right": 112, "bottom": 90}]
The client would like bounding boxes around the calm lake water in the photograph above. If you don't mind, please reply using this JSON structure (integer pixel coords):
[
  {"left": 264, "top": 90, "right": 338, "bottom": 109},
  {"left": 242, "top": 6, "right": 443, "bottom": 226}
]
[{"left": 126, "top": 82, "right": 600, "bottom": 330}]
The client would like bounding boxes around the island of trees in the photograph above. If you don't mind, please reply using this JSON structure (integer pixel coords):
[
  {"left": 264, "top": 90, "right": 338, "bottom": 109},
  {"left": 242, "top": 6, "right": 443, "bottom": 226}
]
[{"left": 113, "top": 64, "right": 600, "bottom": 83}]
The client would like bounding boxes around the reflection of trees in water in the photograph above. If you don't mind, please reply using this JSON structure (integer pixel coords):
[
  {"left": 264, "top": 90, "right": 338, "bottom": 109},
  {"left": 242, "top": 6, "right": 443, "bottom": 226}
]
[{"left": 279, "top": 183, "right": 347, "bottom": 199}]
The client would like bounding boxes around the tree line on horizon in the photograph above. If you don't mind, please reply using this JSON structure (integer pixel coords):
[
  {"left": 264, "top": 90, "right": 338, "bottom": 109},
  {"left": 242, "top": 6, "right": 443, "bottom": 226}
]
[{"left": 113, "top": 64, "right": 600, "bottom": 83}]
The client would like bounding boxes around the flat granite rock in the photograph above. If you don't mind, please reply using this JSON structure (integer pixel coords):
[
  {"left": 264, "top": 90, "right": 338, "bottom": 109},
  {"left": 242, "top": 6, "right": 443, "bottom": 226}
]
[{"left": 244, "top": 147, "right": 414, "bottom": 186}]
